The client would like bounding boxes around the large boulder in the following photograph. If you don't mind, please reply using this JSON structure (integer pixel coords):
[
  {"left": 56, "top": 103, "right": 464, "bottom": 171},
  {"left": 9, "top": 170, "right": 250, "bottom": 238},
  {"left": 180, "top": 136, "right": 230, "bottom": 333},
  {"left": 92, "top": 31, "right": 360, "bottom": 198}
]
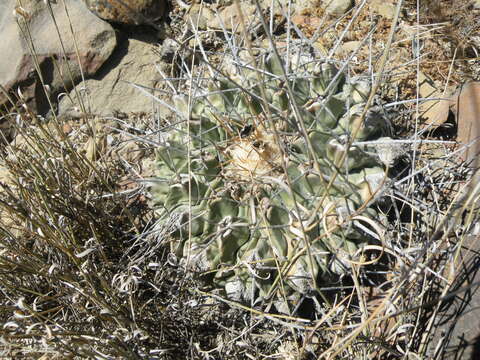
[
  {"left": 0, "top": 0, "right": 116, "bottom": 115},
  {"left": 58, "top": 33, "right": 162, "bottom": 118},
  {"left": 84, "top": 0, "right": 166, "bottom": 25}
]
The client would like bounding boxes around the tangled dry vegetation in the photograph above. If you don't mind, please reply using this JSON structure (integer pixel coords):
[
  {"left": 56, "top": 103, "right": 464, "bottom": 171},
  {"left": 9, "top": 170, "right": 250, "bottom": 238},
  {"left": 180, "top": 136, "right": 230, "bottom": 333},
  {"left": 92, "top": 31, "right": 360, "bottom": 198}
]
[{"left": 0, "top": 0, "right": 479, "bottom": 359}]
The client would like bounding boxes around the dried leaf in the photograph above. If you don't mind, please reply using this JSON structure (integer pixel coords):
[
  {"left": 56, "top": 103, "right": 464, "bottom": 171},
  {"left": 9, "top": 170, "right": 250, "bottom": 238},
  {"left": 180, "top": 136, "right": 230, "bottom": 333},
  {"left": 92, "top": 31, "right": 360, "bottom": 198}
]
[
  {"left": 84, "top": 134, "right": 107, "bottom": 162},
  {"left": 418, "top": 72, "right": 453, "bottom": 129},
  {"left": 454, "top": 81, "right": 480, "bottom": 163}
]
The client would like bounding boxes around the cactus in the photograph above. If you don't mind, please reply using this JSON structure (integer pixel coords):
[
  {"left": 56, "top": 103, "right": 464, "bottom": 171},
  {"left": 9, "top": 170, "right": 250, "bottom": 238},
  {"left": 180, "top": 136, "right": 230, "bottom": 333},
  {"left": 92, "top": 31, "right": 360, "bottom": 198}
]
[{"left": 152, "top": 50, "right": 392, "bottom": 305}]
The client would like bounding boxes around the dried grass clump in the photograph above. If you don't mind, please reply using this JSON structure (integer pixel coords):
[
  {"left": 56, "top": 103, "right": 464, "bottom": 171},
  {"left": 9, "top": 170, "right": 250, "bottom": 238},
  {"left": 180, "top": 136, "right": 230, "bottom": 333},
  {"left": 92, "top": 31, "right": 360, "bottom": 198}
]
[{"left": 0, "top": 112, "right": 142, "bottom": 357}]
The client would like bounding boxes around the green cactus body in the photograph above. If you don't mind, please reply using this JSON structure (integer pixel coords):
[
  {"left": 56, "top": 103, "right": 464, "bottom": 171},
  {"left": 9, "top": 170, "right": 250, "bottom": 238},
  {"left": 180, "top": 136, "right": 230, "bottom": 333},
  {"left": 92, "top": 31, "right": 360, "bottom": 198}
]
[{"left": 153, "top": 52, "right": 391, "bottom": 304}]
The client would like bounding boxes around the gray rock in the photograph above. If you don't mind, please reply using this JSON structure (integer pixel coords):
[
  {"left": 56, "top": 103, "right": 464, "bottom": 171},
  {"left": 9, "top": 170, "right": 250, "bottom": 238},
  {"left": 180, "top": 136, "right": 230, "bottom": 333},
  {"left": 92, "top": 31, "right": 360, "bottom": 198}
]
[
  {"left": 293, "top": 0, "right": 319, "bottom": 13},
  {"left": 369, "top": 0, "right": 396, "bottom": 20},
  {"left": 185, "top": 4, "right": 215, "bottom": 31},
  {"left": 0, "top": 0, "right": 116, "bottom": 115},
  {"left": 207, "top": 3, "right": 258, "bottom": 33},
  {"left": 322, "top": 0, "right": 353, "bottom": 16},
  {"left": 84, "top": 0, "right": 165, "bottom": 26},
  {"left": 58, "top": 33, "right": 162, "bottom": 117}
]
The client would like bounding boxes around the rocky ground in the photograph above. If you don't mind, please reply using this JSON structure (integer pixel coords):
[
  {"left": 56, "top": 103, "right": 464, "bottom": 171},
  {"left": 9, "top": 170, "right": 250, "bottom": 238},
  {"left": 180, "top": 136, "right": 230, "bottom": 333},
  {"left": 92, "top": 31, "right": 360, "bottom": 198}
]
[{"left": 1, "top": 0, "right": 480, "bottom": 358}]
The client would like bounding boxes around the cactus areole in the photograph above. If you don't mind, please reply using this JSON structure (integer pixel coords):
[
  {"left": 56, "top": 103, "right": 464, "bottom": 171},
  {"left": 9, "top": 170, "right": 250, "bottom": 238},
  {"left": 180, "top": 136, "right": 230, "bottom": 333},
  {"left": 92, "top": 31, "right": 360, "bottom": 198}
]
[{"left": 153, "top": 52, "right": 391, "bottom": 305}]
